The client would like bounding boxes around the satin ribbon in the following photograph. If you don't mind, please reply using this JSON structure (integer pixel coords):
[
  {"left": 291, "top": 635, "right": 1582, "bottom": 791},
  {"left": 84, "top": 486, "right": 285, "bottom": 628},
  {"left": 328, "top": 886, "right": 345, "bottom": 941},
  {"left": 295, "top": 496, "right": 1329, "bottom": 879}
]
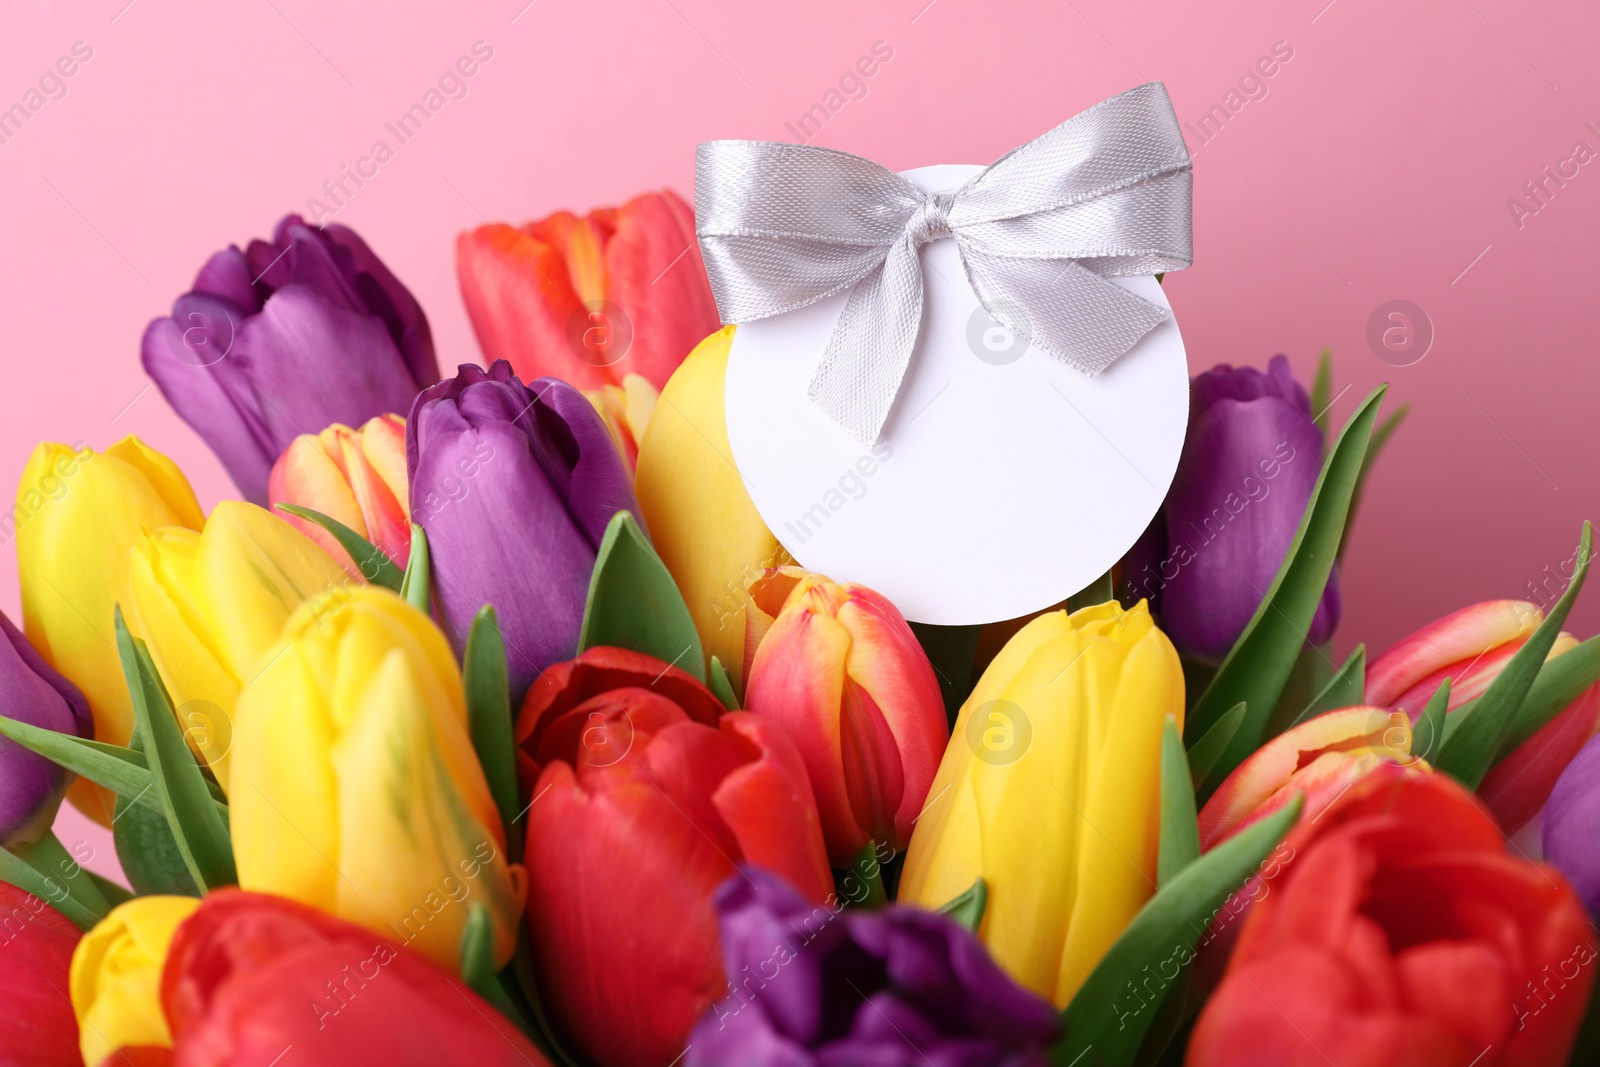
[{"left": 695, "top": 82, "right": 1194, "bottom": 444}]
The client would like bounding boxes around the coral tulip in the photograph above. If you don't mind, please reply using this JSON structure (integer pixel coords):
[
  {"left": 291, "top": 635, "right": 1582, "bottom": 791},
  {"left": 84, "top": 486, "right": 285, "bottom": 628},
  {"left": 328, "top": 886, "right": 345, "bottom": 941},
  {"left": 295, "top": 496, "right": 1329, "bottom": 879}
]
[
  {"left": 635, "top": 327, "right": 789, "bottom": 695},
  {"left": 16, "top": 437, "right": 204, "bottom": 824},
  {"left": 268, "top": 414, "right": 411, "bottom": 574},
  {"left": 142, "top": 215, "right": 438, "bottom": 504},
  {"left": 127, "top": 501, "right": 353, "bottom": 792},
  {"left": 0, "top": 610, "right": 93, "bottom": 847},
  {"left": 899, "top": 601, "right": 1183, "bottom": 1007},
  {"left": 1368, "top": 599, "right": 1600, "bottom": 830},
  {"left": 456, "top": 190, "right": 719, "bottom": 391},
  {"left": 159, "top": 890, "right": 549, "bottom": 1065},
  {"left": 1190, "top": 769, "right": 1595, "bottom": 1066},
  {"left": 743, "top": 566, "right": 947, "bottom": 865},
  {"left": 585, "top": 373, "right": 658, "bottom": 477},
  {"left": 517, "top": 646, "right": 832, "bottom": 1067},
  {"left": 408, "top": 361, "right": 642, "bottom": 700},
  {"left": 0, "top": 880, "right": 82, "bottom": 1065},
  {"left": 70, "top": 895, "right": 200, "bottom": 1066},
  {"left": 228, "top": 586, "right": 525, "bottom": 972}
]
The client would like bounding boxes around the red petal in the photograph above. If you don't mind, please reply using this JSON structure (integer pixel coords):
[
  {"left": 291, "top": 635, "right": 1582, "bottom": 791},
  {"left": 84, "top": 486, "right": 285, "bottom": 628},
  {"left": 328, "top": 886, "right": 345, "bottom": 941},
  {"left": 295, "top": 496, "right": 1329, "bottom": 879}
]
[
  {"left": 1479, "top": 684, "right": 1600, "bottom": 832},
  {"left": 605, "top": 191, "right": 722, "bottom": 390},
  {"left": 714, "top": 712, "right": 834, "bottom": 903}
]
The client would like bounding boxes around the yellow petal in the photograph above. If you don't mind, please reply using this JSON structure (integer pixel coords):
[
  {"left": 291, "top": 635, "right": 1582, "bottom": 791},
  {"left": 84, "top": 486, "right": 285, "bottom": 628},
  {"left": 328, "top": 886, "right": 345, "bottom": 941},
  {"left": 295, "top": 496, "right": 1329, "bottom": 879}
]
[{"left": 69, "top": 895, "right": 198, "bottom": 1065}]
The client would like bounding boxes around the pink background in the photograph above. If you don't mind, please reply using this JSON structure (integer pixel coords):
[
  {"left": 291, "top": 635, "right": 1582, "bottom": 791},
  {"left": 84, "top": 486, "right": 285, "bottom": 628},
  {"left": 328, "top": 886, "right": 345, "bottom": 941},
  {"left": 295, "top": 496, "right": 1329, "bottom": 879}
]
[{"left": 4, "top": 0, "right": 1596, "bottom": 869}]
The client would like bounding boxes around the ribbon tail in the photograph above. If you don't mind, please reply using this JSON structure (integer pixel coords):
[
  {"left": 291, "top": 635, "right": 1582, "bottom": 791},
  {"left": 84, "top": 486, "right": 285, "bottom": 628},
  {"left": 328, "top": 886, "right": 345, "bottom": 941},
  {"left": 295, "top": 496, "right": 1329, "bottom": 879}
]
[
  {"left": 962, "top": 252, "right": 1169, "bottom": 376},
  {"left": 807, "top": 236, "right": 927, "bottom": 445}
]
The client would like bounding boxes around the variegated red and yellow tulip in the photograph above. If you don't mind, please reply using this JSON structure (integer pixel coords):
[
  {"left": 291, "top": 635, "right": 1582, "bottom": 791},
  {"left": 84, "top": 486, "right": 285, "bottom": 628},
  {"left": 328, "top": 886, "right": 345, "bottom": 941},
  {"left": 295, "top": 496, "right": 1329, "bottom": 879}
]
[
  {"left": 268, "top": 414, "right": 410, "bottom": 574},
  {"left": 1197, "top": 706, "right": 1420, "bottom": 851},
  {"left": 1368, "top": 599, "right": 1600, "bottom": 831},
  {"left": 585, "top": 373, "right": 659, "bottom": 477},
  {"left": 743, "top": 566, "right": 948, "bottom": 865},
  {"left": 456, "top": 190, "right": 720, "bottom": 392}
]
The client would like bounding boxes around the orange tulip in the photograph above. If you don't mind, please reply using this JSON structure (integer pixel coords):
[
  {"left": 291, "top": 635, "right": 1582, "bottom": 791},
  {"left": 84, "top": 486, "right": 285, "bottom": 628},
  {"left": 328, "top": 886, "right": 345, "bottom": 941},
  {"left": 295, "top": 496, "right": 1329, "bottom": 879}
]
[
  {"left": 267, "top": 415, "right": 410, "bottom": 574},
  {"left": 456, "top": 190, "right": 720, "bottom": 392}
]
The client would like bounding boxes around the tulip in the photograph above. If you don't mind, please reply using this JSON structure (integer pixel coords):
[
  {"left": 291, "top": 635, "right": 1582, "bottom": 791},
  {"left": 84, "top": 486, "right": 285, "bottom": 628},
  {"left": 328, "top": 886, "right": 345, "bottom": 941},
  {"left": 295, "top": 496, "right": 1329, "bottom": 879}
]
[
  {"left": 899, "top": 600, "right": 1183, "bottom": 1008},
  {"left": 142, "top": 214, "right": 439, "bottom": 504},
  {"left": 1197, "top": 705, "right": 1419, "bottom": 850},
  {"left": 0, "top": 611, "right": 93, "bottom": 847},
  {"left": 0, "top": 880, "right": 82, "bottom": 1065},
  {"left": 228, "top": 586, "right": 525, "bottom": 973},
  {"left": 1368, "top": 599, "right": 1600, "bottom": 831},
  {"left": 517, "top": 646, "right": 833, "bottom": 1067},
  {"left": 635, "top": 327, "right": 790, "bottom": 695},
  {"left": 156, "top": 890, "right": 549, "bottom": 1065},
  {"left": 743, "top": 566, "right": 947, "bottom": 865},
  {"left": 456, "top": 190, "right": 720, "bottom": 392},
  {"left": 127, "top": 501, "right": 355, "bottom": 792},
  {"left": 16, "top": 437, "right": 205, "bottom": 825},
  {"left": 585, "top": 373, "right": 659, "bottom": 477},
  {"left": 268, "top": 413, "right": 411, "bottom": 574},
  {"left": 1123, "top": 355, "right": 1338, "bottom": 663},
  {"left": 1190, "top": 769, "right": 1595, "bottom": 1066},
  {"left": 70, "top": 895, "right": 200, "bottom": 1066},
  {"left": 1542, "top": 732, "right": 1600, "bottom": 916},
  {"left": 685, "top": 867, "right": 1059, "bottom": 1066},
  {"left": 408, "top": 360, "right": 642, "bottom": 699}
]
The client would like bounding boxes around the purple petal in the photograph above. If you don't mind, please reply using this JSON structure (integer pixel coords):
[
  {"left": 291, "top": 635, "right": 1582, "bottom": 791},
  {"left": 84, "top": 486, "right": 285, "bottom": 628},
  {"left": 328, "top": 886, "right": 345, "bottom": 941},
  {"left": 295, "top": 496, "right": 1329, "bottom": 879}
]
[
  {"left": 685, "top": 997, "right": 817, "bottom": 1067},
  {"left": 324, "top": 223, "right": 438, "bottom": 387},
  {"left": 192, "top": 247, "right": 262, "bottom": 313},
  {"left": 1544, "top": 733, "right": 1600, "bottom": 915},
  {"left": 711, "top": 870, "right": 836, "bottom": 1042},
  {"left": 0, "top": 614, "right": 89, "bottom": 846},
  {"left": 532, "top": 377, "right": 647, "bottom": 548}
]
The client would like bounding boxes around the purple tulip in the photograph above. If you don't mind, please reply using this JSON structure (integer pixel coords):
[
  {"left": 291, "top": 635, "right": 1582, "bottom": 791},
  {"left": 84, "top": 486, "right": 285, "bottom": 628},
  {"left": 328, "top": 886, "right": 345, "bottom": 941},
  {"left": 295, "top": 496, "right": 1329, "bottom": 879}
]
[
  {"left": 1123, "top": 355, "right": 1340, "bottom": 663},
  {"left": 407, "top": 360, "right": 643, "bottom": 699},
  {"left": 1543, "top": 732, "right": 1600, "bottom": 916},
  {"left": 686, "top": 867, "right": 1058, "bottom": 1067},
  {"left": 0, "top": 612, "right": 92, "bottom": 847},
  {"left": 142, "top": 214, "right": 439, "bottom": 504}
]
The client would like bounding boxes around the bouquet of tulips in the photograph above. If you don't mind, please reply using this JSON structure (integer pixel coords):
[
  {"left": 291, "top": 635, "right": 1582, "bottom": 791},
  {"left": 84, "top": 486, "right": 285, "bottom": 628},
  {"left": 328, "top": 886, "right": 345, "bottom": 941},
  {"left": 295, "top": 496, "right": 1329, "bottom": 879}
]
[{"left": 4, "top": 197, "right": 1600, "bottom": 1067}]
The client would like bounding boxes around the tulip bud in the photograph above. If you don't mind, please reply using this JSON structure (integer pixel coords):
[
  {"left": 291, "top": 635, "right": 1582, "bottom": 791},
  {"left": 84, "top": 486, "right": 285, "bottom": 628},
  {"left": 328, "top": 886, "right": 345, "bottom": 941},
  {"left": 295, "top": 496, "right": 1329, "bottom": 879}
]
[
  {"left": 456, "top": 190, "right": 719, "bottom": 391},
  {"left": 16, "top": 437, "right": 205, "bottom": 824},
  {"left": 900, "top": 601, "right": 1183, "bottom": 1007},
  {"left": 1368, "top": 599, "right": 1600, "bottom": 830},
  {"left": 228, "top": 586, "right": 525, "bottom": 972},
  {"left": 269, "top": 414, "right": 412, "bottom": 574},
  {"left": 0, "top": 612, "right": 92, "bottom": 846},
  {"left": 1197, "top": 706, "right": 1419, "bottom": 850},
  {"left": 743, "top": 566, "right": 947, "bottom": 865},
  {"left": 635, "top": 328, "right": 791, "bottom": 695},
  {"left": 517, "top": 646, "right": 832, "bottom": 1067},
  {"left": 585, "top": 373, "right": 659, "bottom": 477},
  {"left": 1545, "top": 733, "right": 1600, "bottom": 916},
  {"left": 127, "top": 501, "right": 354, "bottom": 792},
  {"left": 142, "top": 216, "right": 438, "bottom": 504},
  {"left": 0, "top": 881, "right": 81, "bottom": 1063},
  {"left": 69, "top": 895, "right": 200, "bottom": 1066}
]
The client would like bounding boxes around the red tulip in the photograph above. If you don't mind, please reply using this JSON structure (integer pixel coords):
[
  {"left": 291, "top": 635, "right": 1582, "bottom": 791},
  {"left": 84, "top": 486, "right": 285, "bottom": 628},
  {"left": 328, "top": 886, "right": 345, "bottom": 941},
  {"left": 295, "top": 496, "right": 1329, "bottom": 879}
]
[
  {"left": 1368, "top": 599, "right": 1600, "bottom": 830},
  {"left": 0, "top": 881, "right": 81, "bottom": 1066},
  {"left": 1189, "top": 768, "right": 1595, "bottom": 1067},
  {"left": 160, "top": 890, "right": 547, "bottom": 1066},
  {"left": 743, "top": 567, "right": 947, "bottom": 866},
  {"left": 516, "top": 646, "right": 832, "bottom": 1067},
  {"left": 456, "top": 191, "right": 720, "bottom": 392}
]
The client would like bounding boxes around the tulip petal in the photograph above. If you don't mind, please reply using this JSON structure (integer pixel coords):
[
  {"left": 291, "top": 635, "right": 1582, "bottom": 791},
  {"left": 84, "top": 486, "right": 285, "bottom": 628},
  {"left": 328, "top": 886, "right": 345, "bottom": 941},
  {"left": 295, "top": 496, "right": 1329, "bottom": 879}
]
[
  {"left": 713, "top": 713, "right": 834, "bottom": 904},
  {"left": 606, "top": 191, "right": 722, "bottom": 389},
  {"left": 1367, "top": 600, "right": 1540, "bottom": 707},
  {"left": 323, "top": 223, "right": 439, "bottom": 388},
  {"left": 456, "top": 225, "right": 599, "bottom": 388}
]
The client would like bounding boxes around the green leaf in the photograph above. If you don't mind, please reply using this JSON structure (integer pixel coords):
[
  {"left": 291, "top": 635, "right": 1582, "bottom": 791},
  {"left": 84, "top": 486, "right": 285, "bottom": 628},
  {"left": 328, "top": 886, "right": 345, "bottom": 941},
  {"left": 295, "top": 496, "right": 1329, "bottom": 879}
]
[
  {"left": 0, "top": 720, "right": 228, "bottom": 815},
  {"left": 1288, "top": 644, "right": 1366, "bottom": 729},
  {"left": 936, "top": 878, "right": 989, "bottom": 933},
  {"left": 1498, "top": 635, "right": 1600, "bottom": 756},
  {"left": 1310, "top": 348, "right": 1332, "bottom": 437},
  {"left": 116, "top": 608, "right": 237, "bottom": 891},
  {"left": 1439, "top": 522, "right": 1594, "bottom": 788},
  {"left": 579, "top": 511, "right": 704, "bottom": 683},
  {"left": 400, "top": 523, "right": 431, "bottom": 615},
  {"left": 114, "top": 789, "right": 201, "bottom": 896},
  {"left": 464, "top": 607, "right": 522, "bottom": 864},
  {"left": 1067, "top": 569, "right": 1116, "bottom": 612},
  {"left": 460, "top": 903, "right": 528, "bottom": 1027},
  {"left": 88, "top": 872, "right": 134, "bottom": 908},
  {"left": 1187, "top": 702, "right": 1245, "bottom": 795},
  {"left": 0, "top": 831, "right": 113, "bottom": 931},
  {"left": 708, "top": 656, "right": 739, "bottom": 711},
  {"left": 1159, "top": 718, "right": 1200, "bottom": 885},
  {"left": 836, "top": 841, "right": 887, "bottom": 909},
  {"left": 1414, "top": 678, "right": 1451, "bottom": 765},
  {"left": 275, "top": 503, "right": 403, "bottom": 591},
  {"left": 1186, "top": 386, "right": 1386, "bottom": 782},
  {"left": 1051, "top": 798, "right": 1303, "bottom": 1067}
]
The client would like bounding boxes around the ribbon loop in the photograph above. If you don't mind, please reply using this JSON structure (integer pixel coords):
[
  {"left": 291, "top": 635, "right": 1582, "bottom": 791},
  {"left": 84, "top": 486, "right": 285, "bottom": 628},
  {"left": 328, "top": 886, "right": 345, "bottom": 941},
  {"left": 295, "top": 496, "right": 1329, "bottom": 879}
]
[{"left": 696, "top": 82, "right": 1193, "bottom": 444}]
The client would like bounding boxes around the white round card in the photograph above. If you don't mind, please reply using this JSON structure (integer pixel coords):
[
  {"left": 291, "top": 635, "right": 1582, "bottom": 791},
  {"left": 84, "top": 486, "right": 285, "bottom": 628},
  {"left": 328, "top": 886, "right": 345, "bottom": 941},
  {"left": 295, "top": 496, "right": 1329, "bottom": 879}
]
[{"left": 724, "top": 164, "right": 1190, "bottom": 625}]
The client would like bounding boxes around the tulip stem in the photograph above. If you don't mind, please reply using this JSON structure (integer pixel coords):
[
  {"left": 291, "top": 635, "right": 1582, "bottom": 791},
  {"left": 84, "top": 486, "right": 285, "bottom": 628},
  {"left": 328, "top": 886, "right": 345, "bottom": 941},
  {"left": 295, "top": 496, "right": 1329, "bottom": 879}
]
[{"left": 838, "top": 842, "right": 888, "bottom": 909}]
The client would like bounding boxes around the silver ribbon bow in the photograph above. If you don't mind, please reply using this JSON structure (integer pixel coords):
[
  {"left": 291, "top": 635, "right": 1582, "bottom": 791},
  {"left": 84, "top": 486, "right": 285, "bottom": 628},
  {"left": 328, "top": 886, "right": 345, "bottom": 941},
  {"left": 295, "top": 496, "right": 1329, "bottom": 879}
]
[{"left": 695, "top": 82, "right": 1194, "bottom": 444}]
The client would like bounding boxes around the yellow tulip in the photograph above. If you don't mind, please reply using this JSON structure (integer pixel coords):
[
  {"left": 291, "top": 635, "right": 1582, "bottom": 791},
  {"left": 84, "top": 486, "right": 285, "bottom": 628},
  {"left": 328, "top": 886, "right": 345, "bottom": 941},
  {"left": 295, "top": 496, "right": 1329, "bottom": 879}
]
[
  {"left": 15, "top": 437, "right": 205, "bottom": 824},
  {"left": 127, "top": 501, "right": 355, "bottom": 792},
  {"left": 229, "top": 586, "right": 526, "bottom": 971},
  {"left": 69, "top": 895, "right": 199, "bottom": 1065},
  {"left": 586, "top": 372, "right": 660, "bottom": 477},
  {"left": 899, "top": 600, "right": 1183, "bottom": 1007},
  {"left": 634, "top": 326, "right": 790, "bottom": 693}
]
